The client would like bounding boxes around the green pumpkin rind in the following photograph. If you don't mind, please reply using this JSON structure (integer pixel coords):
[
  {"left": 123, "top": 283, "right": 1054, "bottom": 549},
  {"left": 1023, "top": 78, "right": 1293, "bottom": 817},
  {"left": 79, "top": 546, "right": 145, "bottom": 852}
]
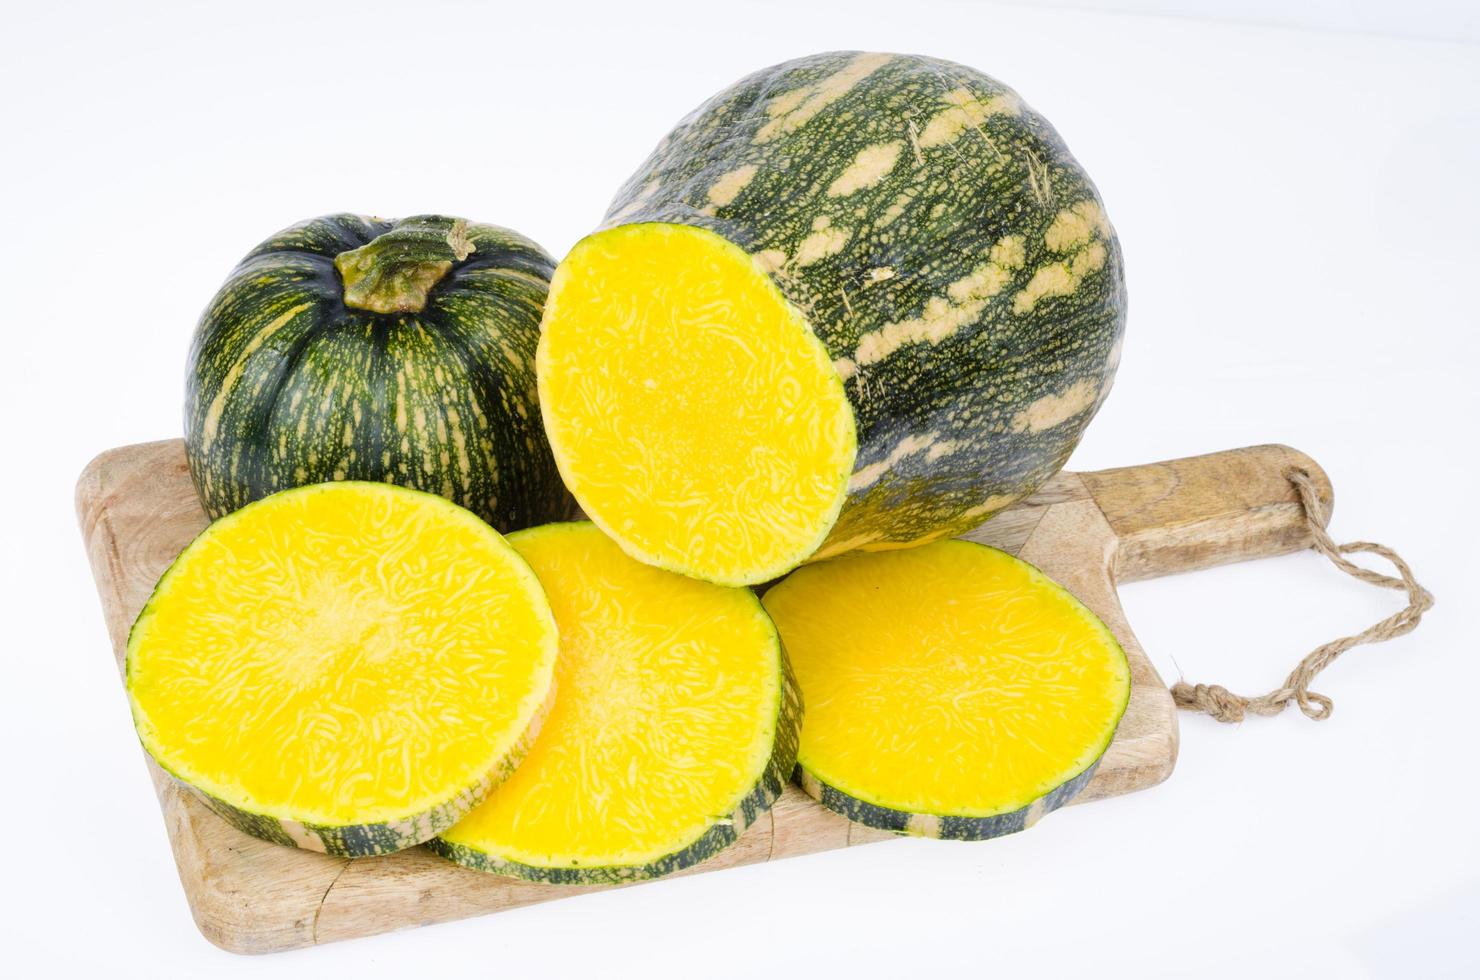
[
  {"left": 427, "top": 649, "right": 803, "bottom": 884},
  {"left": 796, "top": 760, "right": 1101, "bottom": 842},
  {"left": 184, "top": 213, "right": 573, "bottom": 531},
  {"left": 190, "top": 768, "right": 498, "bottom": 858},
  {"left": 600, "top": 51, "right": 1126, "bottom": 553}
]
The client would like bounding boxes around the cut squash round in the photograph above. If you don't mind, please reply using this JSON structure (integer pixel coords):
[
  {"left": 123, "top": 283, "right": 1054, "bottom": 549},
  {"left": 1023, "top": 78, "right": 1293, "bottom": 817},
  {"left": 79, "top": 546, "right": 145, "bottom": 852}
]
[
  {"left": 536, "top": 224, "right": 857, "bottom": 586},
  {"left": 763, "top": 540, "right": 1130, "bottom": 840},
  {"left": 126, "top": 481, "right": 559, "bottom": 857},
  {"left": 430, "top": 521, "right": 801, "bottom": 882}
]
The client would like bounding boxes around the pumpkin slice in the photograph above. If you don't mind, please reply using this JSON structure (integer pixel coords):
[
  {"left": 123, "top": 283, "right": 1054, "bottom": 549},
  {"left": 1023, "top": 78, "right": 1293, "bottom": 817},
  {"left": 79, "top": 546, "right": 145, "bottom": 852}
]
[
  {"left": 762, "top": 540, "right": 1130, "bottom": 839},
  {"left": 126, "top": 481, "right": 558, "bottom": 857},
  {"left": 430, "top": 521, "right": 801, "bottom": 882},
  {"left": 536, "top": 223, "right": 857, "bottom": 586}
]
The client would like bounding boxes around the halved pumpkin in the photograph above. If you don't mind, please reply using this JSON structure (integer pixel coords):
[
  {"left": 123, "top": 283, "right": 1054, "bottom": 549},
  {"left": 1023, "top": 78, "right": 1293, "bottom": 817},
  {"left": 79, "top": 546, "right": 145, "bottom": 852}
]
[
  {"left": 430, "top": 521, "right": 800, "bottom": 882},
  {"left": 125, "top": 481, "right": 558, "bottom": 857},
  {"left": 762, "top": 540, "right": 1130, "bottom": 839},
  {"left": 536, "top": 53, "right": 1127, "bottom": 588}
]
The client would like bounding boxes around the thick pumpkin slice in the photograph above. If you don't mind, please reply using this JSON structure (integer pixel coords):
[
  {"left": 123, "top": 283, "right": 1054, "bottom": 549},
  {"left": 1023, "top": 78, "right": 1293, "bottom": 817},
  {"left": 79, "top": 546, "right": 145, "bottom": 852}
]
[
  {"left": 126, "top": 482, "right": 558, "bottom": 857},
  {"left": 537, "top": 224, "right": 857, "bottom": 586},
  {"left": 763, "top": 540, "right": 1130, "bottom": 839},
  {"left": 430, "top": 521, "right": 801, "bottom": 882}
]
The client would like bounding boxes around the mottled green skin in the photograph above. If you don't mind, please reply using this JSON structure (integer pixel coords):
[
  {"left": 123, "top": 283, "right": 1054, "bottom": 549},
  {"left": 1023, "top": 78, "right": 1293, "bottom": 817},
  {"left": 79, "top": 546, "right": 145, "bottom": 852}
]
[
  {"left": 798, "top": 759, "right": 1100, "bottom": 841},
  {"left": 428, "top": 650, "right": 803, "bottom": 883},
  {"left": 185, "top": 214, "right": 573, "bottom": 531},
  {"left": 602, "top": 52, "right": 1125, "bottom": 550}
]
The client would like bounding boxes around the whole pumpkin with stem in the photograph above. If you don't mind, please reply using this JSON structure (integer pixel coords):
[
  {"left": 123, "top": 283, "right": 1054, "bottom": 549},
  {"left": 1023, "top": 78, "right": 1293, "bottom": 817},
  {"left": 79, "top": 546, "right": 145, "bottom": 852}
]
[{"left": 185, "top": 213, "right": 573, "bottom": 530}]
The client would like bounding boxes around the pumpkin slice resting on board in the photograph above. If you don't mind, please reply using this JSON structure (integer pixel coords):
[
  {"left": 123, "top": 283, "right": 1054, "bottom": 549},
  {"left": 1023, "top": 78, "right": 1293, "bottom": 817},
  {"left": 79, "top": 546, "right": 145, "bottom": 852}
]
[
  {"left": 125, "top": 482, "right": 558, "bottom": 857},
  {"left": 762, "top": 540, "right": 1129, "bottom": 839},
  {"left": 430, "top": 522, "right": 801, "bottom": 882},
  {"left": 537, "top": 52, "right": 1125, "bottom": 586}
]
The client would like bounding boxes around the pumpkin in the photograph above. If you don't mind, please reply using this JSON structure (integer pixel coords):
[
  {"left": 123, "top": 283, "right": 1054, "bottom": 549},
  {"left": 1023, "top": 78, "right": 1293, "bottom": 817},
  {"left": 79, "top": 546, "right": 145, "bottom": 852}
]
[
  {"left": 125, "top": 481, "right": 559, "bottom": 857},
  {"left": 762, "top": 540, "right": 1129, "bottom": 839},
  {"left": 430, "top": 521, "right": 801, "bottom": 882},
  {"left": 185, "top": 213, "right": 573, "bottom": 530},
  {"left": 537, "top": 51, "right": 1125, "bottom": 585}
]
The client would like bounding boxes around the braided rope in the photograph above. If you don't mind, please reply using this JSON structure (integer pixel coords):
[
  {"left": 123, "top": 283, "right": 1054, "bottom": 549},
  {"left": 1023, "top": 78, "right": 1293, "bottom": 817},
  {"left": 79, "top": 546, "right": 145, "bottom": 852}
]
[{"left": 1170, "top": 468, "right": 1433, "bottom": 722}]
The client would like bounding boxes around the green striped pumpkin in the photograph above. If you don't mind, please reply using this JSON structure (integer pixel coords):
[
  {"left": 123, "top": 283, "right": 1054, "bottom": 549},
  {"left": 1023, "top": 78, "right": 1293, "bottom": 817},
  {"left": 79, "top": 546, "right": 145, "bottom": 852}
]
[
  {"left": 184, "top": 214, "right": 573, "bottom": 530},
  {"left": 537, "top": 51, "right": 1125, "bottom": 585}
]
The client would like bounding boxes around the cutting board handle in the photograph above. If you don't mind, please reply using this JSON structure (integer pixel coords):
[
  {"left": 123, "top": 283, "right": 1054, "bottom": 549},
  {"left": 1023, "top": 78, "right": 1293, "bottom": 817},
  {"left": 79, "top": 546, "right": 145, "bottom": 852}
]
[
  {"left": 1079, "top": 444, "right": 1333, "bottom": 583},
  {"left": 1078, "top": 443, "right": 1435, "bottom": 724}
]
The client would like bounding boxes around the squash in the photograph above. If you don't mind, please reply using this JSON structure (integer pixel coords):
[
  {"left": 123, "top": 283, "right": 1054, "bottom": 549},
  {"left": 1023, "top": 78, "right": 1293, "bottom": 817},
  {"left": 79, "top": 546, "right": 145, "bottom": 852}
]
[
  {"left": 762, "top": 540, "right": 1129, "bottom": 839},
  {"left": 125, "top": 481, "right": 559, "bottom": 857},
  {"left": 537, "top": 51, "right": 1125, "bottom": 585},
  {"left": 429, "top": 522, "right": 801, "bottom": 882},
  {"left": 185, "top": 213, "right": 573, "bottom": 531}
]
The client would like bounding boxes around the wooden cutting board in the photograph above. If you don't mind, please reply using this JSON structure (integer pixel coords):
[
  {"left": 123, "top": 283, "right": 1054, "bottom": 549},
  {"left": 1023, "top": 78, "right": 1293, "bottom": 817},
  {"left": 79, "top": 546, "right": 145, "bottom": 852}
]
[{"left": 77, "top": 439, "right": 1331, "bottom": 954}]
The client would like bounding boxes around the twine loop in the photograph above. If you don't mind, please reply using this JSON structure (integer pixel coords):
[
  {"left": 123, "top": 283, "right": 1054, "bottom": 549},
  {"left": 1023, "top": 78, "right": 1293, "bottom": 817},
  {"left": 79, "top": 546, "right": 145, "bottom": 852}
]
[{"left": 1170, "top": 468, "right": 1433, "bottom": 723}]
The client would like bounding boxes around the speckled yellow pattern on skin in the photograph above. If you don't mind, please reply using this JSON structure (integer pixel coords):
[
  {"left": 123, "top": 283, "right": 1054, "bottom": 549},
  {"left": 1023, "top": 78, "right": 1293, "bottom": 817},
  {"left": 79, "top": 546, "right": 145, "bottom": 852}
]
[
  {"left": 126, "top": 482, "right": 558, "bottom": 829},
  {"left": 589, "top": 51, "right": 1127, "bottom": 562}
]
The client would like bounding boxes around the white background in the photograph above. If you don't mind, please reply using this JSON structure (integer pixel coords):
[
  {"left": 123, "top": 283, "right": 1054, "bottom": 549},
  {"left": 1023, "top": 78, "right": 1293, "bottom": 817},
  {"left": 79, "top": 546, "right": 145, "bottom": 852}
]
[
  {"left": 1027, "top": 0, "right": 1480, "bottom": 43},
  {"left": 3, "top": 1, "right": 1477, "bottom": 976}
]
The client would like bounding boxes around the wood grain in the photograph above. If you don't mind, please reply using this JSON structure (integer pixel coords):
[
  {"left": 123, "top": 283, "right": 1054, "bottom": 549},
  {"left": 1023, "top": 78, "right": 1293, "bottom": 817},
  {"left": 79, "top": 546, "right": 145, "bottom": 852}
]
[
  {"left": 1082, "top": 444, "right": 1333, "bottom": 582},
  {"left": 76, "top": 440, "right": 1329, "bottom": 953}
]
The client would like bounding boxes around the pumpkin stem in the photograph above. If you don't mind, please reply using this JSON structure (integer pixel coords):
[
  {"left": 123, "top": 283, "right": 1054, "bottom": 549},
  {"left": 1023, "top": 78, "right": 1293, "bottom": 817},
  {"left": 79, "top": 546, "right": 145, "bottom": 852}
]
[{"left": 335, "top": 216, "right": 476, "bottom": 314}]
